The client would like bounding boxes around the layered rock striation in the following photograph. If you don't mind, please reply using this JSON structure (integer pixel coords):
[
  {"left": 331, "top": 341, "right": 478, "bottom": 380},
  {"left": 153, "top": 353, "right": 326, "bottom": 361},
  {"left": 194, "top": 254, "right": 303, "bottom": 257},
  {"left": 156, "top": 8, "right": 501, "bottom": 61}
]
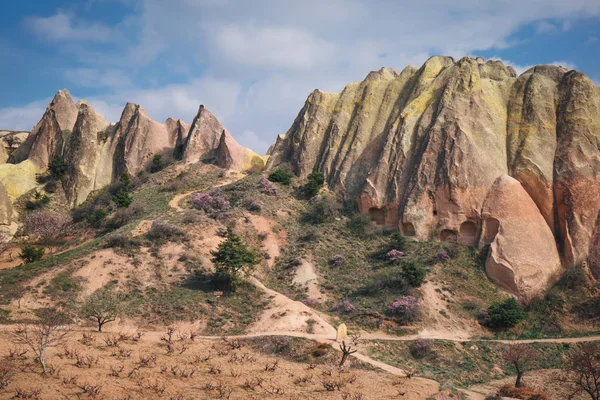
[{"left": 267, "top": 56, "right": 600, "bottom": 300}]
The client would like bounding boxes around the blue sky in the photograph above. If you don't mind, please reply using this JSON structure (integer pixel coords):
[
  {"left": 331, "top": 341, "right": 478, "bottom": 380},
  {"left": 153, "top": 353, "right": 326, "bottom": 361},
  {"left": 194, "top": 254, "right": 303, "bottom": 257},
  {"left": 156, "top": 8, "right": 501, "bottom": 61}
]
[{"left": 0, "top": 0, "right": 599, "bottom": 153}]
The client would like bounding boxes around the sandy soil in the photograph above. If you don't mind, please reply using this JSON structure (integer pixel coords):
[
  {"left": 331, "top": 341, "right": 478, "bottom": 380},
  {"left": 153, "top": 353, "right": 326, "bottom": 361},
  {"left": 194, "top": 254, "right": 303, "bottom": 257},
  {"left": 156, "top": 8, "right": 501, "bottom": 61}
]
[
  {"left": 292, "top": 259, "right": 323, "bottom": 300},
  {"left": 417, "top": 280, "right": 479, "bottom": 340},
  {"left": 0, "top": 328, "right": 441, "bottom": 400}
]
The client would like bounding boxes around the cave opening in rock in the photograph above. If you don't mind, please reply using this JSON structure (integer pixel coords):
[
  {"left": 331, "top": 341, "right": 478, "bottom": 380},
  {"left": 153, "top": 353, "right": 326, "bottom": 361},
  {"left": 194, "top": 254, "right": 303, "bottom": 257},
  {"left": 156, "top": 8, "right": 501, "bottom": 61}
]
[
  {"left": 402, "top": 222, "right": 416, "bottom": 237},
  {"left": 483, "top": 218, "right": 500, "bottom": 243},
  {"left": 459, "top": 220, "right": 478, "bottom": 245},
  {"left": 369, "top": 208, "right": 385, "bottom": 226},
  {"left": 440, "top": 229, "right": 458, "bottom": 242}
]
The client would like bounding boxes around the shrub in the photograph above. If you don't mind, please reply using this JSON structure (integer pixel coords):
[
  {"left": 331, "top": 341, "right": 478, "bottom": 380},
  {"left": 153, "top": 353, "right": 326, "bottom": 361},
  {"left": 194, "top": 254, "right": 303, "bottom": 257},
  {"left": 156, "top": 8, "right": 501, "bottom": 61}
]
[
  {"left": 301, "top": 298, "right": 320, "bottom": 308},
  {"left": 557, "top": 265, "right": 589, "bottom": 291},
  {"left": 243, "top": 199, "right": 261, "bottom": 212},
  {"left": 113, "top": 188, "right": 133, "bottom": 208},
  {"left": 191, "top": 192, "right": 230, "bottom": 217},
  {"left": 20, "top": 246, "right": 45, "bottom": 263},
  {"left": 434, "top": 250, "right": 451, "bottom": 263},
  {"left": 210, "top": 228, "right": 261, "bottom": 291},
  {"left": 301, "top": 195, "right": 341, "bottom": 224},
  {"left": 258, "top": 176, "right": 276, "bottom": 195},
  {"left": 87, "top": 208, "right": 108, "bottom": 228},
  {"left": 268, "top": 169, "right": 294, "bottom": 185},
  {"left": 300, "top": 171, "right": 325, "bottom": 198},
  {"left": 104, "top": 234, "right": 141, "bottom": 250},
  {"left": 149, "top": 154, "right": 164, "bottom": 173},
  {"left": 386, "top": 249, "right": 405, "bottom": 262},
  {"left": 44, "top": 180, "right": 58, "bottom": 194},
  {"left": 484, "top": 298, "right": 526, "bottom": 329},
  {"left": 49, "top": 156, "right": 67, "bottom": 178},
  {"left": 105, "top": 205, "right": 144, "bottom": 230},
  {"left": 330, "top": 254, "right": 345, "bottom": 267},
  {"left": 332, "top": 299, "right": 356, "bottom": 314},
  {"left": 497, "top": 385, "right": 549, "bottom": 400},
  {"left": 401, "top": 261, "right": 426, "bottom": 287},
  {"left": 388, "top": 296, "right": 420, "bottom": 322},
  {"left": 410, "top": 339, "right": 431, "bottom": 358},
  {"left": 146, "top": 220, "right": 185, "bottom": 242},
  {"left": 390, "top": 232, "right": 406, "bottom": 251},
  {"left": 23, "top": 210, "right": 70, "bottom": 243},
  {"left": 346, "top": 214, "right": 371, "bottom": 235},
  {"left": 25, "top": 191, "right": 51, "bottom": 210},
  {"left": 573, "top": 295, "right": 600, "bottom": 320}
]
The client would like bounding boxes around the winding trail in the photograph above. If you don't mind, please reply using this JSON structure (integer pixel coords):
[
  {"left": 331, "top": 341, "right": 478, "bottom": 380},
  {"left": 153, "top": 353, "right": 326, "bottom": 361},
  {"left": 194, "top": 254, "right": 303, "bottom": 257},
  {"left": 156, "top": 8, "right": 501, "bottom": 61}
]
[{"left": 165, "top": 174, "right": 600, "bottom": 399}]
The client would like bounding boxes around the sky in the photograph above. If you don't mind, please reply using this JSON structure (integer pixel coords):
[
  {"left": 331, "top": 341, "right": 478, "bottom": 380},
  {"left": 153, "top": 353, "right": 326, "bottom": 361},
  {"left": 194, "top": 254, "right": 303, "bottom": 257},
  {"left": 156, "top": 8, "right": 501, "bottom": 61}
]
[{"left": 0, "top": 0, "right": 598, "bottom": 154}]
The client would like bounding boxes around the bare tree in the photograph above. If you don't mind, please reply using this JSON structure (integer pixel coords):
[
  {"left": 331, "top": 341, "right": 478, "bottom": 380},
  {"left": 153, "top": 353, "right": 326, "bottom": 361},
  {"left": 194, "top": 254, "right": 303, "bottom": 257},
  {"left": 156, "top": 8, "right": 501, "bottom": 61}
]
[
  {"left": 14, "top": 285, "right": 29, "bottom": 309},
  {"left": 23, "top": 210, "right": 70, "bottom": 245},
  {"left": 81, "top": 290, "right": 125, "bottom": 332},
  {"left": 502, "top": 343, "right": 537, "bottom": 388},
  {"left": 339, "top": 341, "right": 358, "bottom": 369},
  {"left": 12, "top": 310, "right": 70, "bottom": 374},
  {"left": 560, "top": 342, "right": 600, "bottom": 400}
]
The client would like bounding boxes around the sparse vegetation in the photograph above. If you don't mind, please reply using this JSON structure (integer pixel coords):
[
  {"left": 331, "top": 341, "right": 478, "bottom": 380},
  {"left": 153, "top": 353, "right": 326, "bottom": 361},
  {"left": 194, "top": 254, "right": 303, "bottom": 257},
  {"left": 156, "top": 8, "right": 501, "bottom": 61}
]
[{"left": 268, "top": 168, "right": 294, "bottom": 185}]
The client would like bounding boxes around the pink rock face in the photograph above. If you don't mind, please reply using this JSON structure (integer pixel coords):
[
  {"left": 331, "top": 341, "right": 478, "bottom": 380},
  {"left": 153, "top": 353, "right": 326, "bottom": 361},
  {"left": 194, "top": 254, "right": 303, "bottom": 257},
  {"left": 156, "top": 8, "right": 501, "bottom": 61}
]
[
  {"left": 267, "top": 56, "right": 600, "bottom": 299},
  {"left": 11, "top": 89, "right": 78, "bottom": 167},
  {"left": 182, "top": 105, "right": 225, "bottom": 165},
  {"left": 482, "top": 176, "right": 562, "bottom": 302}
]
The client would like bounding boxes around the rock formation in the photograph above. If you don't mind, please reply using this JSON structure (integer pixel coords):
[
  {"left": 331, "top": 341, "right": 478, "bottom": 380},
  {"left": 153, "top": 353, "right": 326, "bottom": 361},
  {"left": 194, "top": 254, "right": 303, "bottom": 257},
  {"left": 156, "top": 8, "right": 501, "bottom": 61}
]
[
  {"left": 10, "top": 89, "right": 78, "bottom": 167},
  {"left": 182, "top": 105, "right": 225, "bottom": 165},
  {"left": 267, "top": 56, "right": 600, "bottom": 300},
  {"left": 4, "top": 93, "right": 256, "bottom": 207},
  {"left": 215, "top": 130, "right": 264, "bottom": 171},
  {"left": 481, "top": 176, "right": 562, "bottom": 301},
  {"left": 0, "top": 182, "right": 13, "bottom": 227}
]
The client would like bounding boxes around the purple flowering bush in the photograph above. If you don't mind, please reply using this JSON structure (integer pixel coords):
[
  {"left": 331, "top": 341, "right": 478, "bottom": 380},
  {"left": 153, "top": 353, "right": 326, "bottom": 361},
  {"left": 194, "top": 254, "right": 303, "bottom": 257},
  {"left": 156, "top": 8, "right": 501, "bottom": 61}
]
[
  {"left": 388, "top": 296, "right": 420, "bottom": 322},
  {"left": 434, "top": 250, "right": 450, "bottom": 263},
  {"left": 258, "top": 176, "right": 277, "bottom": 195},
  {"left": 191, "top": 191, "right": 230, "bottom": 217},
  {"left": 330, "top": 254, "right": 345, "bottom": 267},
  {"left": 301, "top": 298, "right": 320, "bottom": 308},
  {"left": 386, "top": 249, "right": 405, "bottom": 262},
  {"left": 332, "top": 299, "right": 356, "bottom": 314}
]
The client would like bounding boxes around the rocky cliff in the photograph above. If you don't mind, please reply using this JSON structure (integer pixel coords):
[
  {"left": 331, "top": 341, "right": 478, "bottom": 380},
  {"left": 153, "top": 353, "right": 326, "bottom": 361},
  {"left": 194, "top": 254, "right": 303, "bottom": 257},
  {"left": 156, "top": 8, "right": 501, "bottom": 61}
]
[
  {"left": 3, "top": 92, "right": 255, "bottom": 207},
  {"left": 267, "top": 56, "right": 600, "bottom": 301}
]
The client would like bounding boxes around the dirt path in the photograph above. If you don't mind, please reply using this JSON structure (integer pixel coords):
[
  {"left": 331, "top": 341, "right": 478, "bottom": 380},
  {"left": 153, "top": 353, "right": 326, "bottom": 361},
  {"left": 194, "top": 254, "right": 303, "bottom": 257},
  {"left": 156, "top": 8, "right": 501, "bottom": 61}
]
[{"left": 168, "top": 171, "right": 247, "bottom": 213}]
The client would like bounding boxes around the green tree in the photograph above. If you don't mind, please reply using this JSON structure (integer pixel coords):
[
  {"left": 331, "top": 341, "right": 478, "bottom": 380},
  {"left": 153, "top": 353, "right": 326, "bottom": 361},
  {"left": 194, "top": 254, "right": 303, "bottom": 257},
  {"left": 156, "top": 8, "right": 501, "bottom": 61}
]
[
  {"left": 113, "top": 188, "right": 133, "bottom": 208},
  {"left": 81, "top": 290, "right": 125, "bottom": 332},
  {"left": 210, "top": 228, "right": 261, "bottom": 291},
  {"left": 401, "top": 261, "right": 426, "bottom": 287},
  {"left": 485, "top": 298, "right": 526, "bottom": 329},
  {"left": 48, "top": 156, "right": 67, "bottom": 178},
  {"left": 300, "top": 171, "right": 325, "bottom": 198},
  {"left": 390, "top": 232, "right": 406, "bottom": 251},
  {"left": 20, "top": 246, "right": 45, "bottom": 263}
]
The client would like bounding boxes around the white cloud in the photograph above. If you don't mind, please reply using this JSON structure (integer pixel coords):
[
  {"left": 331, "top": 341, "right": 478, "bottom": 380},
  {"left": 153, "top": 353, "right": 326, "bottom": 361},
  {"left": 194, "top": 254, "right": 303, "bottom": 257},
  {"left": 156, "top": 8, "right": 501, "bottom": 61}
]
[
  {"left": 549, "top": 61, "right": 578, "bottom": 70},
  {"left": 13, "top": 0, "right": 600, "bottom": 154},
  {"left": 25, "top": 11, "right": 117, "bottom": 43},
  {"left": 0, "top": 100, "right": 49, "bottom": 132},
  {"left": 65, "top": 68, "right": 132, "bottom": 89},
  {"left": 214, "top": 25, "right": 337, "bottom": 70}
]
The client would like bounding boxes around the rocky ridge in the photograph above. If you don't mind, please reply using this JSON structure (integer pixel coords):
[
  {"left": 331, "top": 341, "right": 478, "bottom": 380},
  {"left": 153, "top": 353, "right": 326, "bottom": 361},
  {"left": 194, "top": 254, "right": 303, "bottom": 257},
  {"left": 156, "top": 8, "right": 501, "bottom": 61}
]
[
  {"left": 1, "top": 91, "right": 259, "bottom": 208},
  {"left": 267, "top": 56, "right": 600, "bottom": 301}
]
